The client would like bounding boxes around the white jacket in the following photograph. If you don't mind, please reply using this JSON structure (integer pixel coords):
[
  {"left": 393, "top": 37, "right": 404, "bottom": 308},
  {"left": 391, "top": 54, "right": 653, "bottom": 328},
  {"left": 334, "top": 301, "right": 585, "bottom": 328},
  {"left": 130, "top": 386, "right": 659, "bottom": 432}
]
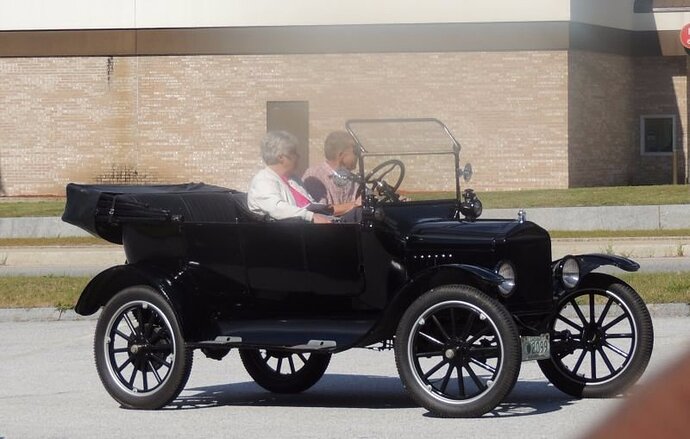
[{"left": 247, "top": 167, "right": 315, "bottom": 221}]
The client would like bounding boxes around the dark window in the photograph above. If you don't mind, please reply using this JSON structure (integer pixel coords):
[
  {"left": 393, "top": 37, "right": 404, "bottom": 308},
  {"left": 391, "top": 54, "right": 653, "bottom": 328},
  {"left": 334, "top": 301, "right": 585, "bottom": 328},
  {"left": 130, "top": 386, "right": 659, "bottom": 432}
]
[
  {"left": 641, "top": 116, "right": 675, "bottom": 154},
  {"left": 635, "top": 0, "right": 690, "bottom": 12},
  {"left": 267, "top": 101, "right": 309, "bottom": 176}
]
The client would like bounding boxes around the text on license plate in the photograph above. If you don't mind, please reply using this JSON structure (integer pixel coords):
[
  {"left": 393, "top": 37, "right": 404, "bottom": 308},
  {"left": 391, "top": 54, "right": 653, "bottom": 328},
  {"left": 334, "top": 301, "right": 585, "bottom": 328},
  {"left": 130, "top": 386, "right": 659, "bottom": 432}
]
[{"left": 520, "top": 334, "right": 550, "bottom": 361}]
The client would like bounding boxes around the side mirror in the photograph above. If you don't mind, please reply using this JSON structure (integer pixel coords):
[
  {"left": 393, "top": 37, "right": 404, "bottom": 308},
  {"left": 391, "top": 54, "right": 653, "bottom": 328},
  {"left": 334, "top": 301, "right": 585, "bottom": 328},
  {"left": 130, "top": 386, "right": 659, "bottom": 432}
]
[{"left": 460, "top": 163, "right": 473, "bottom": 182}]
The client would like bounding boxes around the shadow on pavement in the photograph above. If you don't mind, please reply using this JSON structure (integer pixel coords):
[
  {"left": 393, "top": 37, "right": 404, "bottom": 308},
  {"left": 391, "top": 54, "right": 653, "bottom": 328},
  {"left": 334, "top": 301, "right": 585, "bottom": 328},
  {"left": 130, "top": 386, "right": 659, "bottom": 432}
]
[{"left": 168, "top": 374, "right": 575, "bottom": 417}]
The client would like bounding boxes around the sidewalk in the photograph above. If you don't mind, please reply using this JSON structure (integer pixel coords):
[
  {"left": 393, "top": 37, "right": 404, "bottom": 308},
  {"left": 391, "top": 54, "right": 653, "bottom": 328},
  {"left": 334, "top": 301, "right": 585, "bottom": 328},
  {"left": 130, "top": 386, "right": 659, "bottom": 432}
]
[{"left": 2, "top": 237, "right": 690, "bottom": 273}]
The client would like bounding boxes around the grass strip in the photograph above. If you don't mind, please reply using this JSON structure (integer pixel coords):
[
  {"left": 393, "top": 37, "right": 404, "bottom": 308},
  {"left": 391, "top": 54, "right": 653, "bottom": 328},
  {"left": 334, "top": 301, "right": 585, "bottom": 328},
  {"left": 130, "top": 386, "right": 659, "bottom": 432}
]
[
  {"left": 2, "top": 185, "right": 690, "bottom": 217},
  {"left": 0, "top": 200, "right": 65, "bottom": 218},
  {"left": 0, "top": 276, "right": 90, "bottom": 309},
  {"left": 0, "top": 237, "right": 109, "bottom": 247},
  {"left": 619, "top": 272, "right": 690, "bottom": 305},
  {"left": 406, "top": 184, "right": 690, "bottom": 208},
  {"left": 0, "top": 272, "right": 686, "bottom": 309}
]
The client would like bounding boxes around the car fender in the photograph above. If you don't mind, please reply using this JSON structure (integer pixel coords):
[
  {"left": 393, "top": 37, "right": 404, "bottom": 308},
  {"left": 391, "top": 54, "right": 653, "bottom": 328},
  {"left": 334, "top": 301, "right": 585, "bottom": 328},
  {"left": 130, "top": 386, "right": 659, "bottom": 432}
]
[
  {"left": 356, "top": 263, "right": 504, "bottom": 346},
  {"left": 74, "top": 263, "right": 196, "bottom": 337},
  {"left": 554, "top": 253, "right": 640, "bottom": 278},
  {"left": 396, "top": 263, "right": 504, "bottom": 301}
]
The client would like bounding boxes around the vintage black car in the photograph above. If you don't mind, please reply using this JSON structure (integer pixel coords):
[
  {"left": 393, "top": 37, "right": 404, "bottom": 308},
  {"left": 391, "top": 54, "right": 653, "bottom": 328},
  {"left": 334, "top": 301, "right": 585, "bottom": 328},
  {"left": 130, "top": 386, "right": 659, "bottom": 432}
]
[{"left": 63, "top": 119, "right": 653, "bottom": 417}]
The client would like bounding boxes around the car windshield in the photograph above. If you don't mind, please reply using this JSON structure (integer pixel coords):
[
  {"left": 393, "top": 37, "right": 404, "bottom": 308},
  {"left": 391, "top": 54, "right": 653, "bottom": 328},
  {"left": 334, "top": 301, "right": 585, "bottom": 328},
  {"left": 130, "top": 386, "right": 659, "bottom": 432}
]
[{"left": 346, "top": 119, "right": 461, "bottom": 197}]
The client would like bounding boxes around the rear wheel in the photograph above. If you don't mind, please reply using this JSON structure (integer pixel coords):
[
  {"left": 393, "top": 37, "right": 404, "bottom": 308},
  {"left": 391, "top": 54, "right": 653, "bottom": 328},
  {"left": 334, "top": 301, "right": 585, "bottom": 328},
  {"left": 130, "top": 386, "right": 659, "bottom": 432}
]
[
  {"left": 538, "top": 273, "right": 653, "bottom": 398},
  {"left": 94, "top": 285, "right": 192, "bottom": 409},
  {"left": 394, "top": 285, "right": 521, "bottom": 417},
  {"left": 239, "top": 349, "right": 331, "bottom": 393}
]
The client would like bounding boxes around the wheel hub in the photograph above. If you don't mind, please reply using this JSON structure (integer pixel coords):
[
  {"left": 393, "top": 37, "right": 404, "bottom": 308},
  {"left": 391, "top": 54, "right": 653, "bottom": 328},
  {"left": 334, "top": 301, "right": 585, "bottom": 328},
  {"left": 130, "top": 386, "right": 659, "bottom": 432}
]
[{"left": 583, "top": 324, "right": 605, "bottom": 349}]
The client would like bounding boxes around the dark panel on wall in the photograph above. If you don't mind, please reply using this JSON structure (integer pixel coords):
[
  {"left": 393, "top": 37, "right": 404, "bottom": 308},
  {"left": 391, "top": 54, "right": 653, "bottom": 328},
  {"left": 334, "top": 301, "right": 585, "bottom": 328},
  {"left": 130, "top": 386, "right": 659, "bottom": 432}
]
[
  {"left": 0, "top": 22, "right": 683, "bottom": 58},
  {"left": 267, "top": 101, "right": 310, "bottom": 177},
  {"left": 135, "top": 22, "right": 571, "bottom": 55},
  {"left": 1, "top": 22, "right": 570, "bottom": 58},
  {"left": 0, "top": 30, "right": 135, "bottom": 57}
]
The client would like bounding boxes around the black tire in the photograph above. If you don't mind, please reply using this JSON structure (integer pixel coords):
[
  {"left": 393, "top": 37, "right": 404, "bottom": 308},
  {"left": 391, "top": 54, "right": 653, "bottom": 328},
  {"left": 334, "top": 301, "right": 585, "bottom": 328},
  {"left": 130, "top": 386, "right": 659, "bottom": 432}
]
[
  {"left": 538, "top": 273, "right": 653, "bottom": 398},
  {"left": 239, "top": 349, "right": 331, "bottom": 393},
  {"left": 94, "top": 285, "right": 193, "bottom": 409},
  {"left": 394, "top": 285, "right": 521, "bottom": 417}
]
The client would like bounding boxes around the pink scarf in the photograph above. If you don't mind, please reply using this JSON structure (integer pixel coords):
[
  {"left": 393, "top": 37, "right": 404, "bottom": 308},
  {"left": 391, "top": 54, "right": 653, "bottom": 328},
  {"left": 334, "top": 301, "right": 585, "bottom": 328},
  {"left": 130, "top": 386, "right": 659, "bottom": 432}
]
[{"left": 280, "top": 176, "right": 311, "bottom": 208}]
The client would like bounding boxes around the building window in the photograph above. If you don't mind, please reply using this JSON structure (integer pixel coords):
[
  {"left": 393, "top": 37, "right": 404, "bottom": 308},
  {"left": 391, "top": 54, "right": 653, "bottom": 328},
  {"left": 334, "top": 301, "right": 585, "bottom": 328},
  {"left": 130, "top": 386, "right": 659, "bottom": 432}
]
[
  {"left": 635, "top": 0, "right": 690, "bottom": 12},
  {"left": 640, "top": 115, "right": 676, "bottom": 155}
]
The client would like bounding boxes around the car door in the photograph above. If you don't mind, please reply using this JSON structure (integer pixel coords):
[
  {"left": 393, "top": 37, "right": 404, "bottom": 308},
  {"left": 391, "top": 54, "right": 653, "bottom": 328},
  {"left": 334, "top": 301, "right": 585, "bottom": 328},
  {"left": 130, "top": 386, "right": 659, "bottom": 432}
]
[
  {"left": 242, "top": 221, "right": 365, "bottom": 296},
  {"left": 303, "top": 223, "right": 364, "bottom": 296},
  {"left": 242, "top": 221, "right": 309, "bottom": 292}
]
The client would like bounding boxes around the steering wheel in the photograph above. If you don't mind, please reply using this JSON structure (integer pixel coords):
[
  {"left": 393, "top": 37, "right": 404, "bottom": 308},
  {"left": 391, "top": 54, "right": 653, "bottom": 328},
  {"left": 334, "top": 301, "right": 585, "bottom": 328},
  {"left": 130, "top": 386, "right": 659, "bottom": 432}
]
[{"left": 362, "top": 159, "right": 405, "bottom": 202}]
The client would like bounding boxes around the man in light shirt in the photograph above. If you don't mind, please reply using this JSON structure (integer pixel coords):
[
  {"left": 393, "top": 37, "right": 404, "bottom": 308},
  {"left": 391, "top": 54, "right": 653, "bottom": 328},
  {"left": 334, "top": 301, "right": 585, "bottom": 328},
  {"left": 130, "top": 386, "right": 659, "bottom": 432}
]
[{"left": 302, "top": 131, "right": 360, "bottom": 216}]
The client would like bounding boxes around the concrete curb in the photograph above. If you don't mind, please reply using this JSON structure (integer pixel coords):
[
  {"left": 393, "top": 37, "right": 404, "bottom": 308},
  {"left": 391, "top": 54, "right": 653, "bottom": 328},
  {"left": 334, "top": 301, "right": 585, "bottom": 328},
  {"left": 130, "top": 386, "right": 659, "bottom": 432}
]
[
  {"left": 0, "top": 216, "right": 91, "bottom": 239},
  {"left": 0, "top": 303, "right": 686, "bottom": 323},
  {"left": 0, "top": 308, "right": 101, "bottom": 322},
  {"left": 0, "top": 238, "right": 689, "bottom": 269},
  {"left": 2, "top": 204, "right": 690, "bottom": 239}
]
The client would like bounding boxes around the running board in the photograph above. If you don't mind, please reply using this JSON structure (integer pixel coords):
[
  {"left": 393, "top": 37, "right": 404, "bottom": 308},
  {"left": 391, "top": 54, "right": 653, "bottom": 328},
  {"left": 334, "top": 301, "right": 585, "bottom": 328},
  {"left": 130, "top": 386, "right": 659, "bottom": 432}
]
[{"left": 193, "top": 319, "right": 376, "bottom": 352}]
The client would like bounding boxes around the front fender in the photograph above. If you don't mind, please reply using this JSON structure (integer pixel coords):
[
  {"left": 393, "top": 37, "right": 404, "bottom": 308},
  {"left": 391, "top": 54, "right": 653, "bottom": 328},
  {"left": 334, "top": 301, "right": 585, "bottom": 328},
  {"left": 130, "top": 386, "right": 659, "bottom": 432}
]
[
  {"left": 553, "top": 253, "right": 640, "bottom": 278},
  {"left": 355, "top": 264, "right": 504, "bottom": 346}
]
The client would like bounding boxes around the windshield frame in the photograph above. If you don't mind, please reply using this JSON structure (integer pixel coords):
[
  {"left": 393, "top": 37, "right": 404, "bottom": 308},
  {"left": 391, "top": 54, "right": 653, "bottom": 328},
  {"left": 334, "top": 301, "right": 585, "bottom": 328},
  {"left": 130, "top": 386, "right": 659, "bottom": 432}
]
[{"left": 345, "top": 118, "right": 463, "bottom": 201}]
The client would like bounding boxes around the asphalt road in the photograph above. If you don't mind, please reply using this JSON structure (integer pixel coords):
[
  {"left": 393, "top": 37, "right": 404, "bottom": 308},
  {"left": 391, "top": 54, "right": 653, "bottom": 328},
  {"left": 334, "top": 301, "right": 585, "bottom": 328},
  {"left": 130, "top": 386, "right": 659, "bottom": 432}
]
[{"left": 0, "top": 317, "right": 688, "bottom": 439}]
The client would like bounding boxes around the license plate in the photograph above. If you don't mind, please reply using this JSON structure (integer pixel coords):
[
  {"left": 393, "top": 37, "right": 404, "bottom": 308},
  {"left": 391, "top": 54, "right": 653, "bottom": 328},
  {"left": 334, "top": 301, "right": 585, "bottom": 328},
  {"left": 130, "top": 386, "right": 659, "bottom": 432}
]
[{"left": 521, "top": 334, "right": 550, "bottom": 361}]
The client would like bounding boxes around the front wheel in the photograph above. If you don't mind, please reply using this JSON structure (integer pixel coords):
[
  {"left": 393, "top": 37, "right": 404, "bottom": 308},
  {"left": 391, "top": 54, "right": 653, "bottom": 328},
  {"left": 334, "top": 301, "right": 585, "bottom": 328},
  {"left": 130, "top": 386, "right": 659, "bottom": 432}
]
[
  {"left": 394, "top": 285, "right": 521, "bottom": 417},
  {"left": 538, "top": 273, "right": 653, "bottom": 398},
  {"left": 94, "top": 285, "right": 193, "bottom": 409},
  {"left": 239, "top": 349, "right": 331, "bottom": 393}
]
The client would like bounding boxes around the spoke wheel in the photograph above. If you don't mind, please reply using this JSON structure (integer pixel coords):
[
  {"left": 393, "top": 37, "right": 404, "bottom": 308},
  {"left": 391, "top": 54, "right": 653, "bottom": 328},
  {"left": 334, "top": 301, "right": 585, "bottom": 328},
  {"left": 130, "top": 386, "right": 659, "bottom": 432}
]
[
  {"left": 395, "top": 285, "right": 520, "bottom": 417},
  {"left": 95, "top": 286, "right": 192, "bottom": 409},
  {"left": 538, "top": 273, "right": 653, "bottom": 398},
  {"left": 239, "top": 349, "right": 331, "bottom": 393}
]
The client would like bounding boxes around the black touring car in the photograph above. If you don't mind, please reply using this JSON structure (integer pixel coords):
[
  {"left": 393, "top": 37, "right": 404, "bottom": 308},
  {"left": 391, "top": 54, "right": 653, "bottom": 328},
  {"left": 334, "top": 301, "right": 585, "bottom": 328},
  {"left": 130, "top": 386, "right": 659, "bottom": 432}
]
[{"left": 63, "top": 119, "right": 653, "bottom": 417}]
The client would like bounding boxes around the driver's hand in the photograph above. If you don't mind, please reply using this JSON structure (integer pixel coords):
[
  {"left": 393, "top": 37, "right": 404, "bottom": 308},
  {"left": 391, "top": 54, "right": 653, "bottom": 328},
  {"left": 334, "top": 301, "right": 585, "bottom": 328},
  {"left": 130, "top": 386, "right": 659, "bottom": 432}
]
[
  {"left": 312, "top": 213, "right": 332, "bottom": 224},
  {"left": 354, "top": 197, "right": 362, "bottom": 207}
]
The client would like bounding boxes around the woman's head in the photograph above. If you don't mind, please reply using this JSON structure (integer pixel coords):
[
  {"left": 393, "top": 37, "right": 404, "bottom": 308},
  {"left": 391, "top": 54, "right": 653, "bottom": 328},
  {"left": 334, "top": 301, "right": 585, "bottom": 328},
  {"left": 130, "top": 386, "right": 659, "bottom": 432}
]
[{"left": 261, "top": 130, "right": 300, "bottom": 175}]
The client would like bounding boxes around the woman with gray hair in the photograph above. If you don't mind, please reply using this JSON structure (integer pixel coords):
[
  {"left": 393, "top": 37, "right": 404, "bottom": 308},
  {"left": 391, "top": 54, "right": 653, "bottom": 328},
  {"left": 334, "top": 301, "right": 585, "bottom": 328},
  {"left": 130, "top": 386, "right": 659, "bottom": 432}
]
[{"left": 247, "top": 130, "right": 331, "bottom": 223}]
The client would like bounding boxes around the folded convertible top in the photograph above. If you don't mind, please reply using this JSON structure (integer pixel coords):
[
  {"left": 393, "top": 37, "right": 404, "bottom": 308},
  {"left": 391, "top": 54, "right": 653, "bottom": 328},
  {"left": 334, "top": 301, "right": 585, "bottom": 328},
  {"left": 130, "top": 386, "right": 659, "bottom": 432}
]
[{"left": 62, "top": 183, "right": 242, "bottom": 244}]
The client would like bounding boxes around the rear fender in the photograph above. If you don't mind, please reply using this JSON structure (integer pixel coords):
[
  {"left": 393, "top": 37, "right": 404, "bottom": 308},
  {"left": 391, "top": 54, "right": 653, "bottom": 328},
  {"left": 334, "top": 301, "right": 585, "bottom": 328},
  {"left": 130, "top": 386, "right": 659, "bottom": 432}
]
[{"left": 74, "top": 263, "right": 198, "bottom": 338}]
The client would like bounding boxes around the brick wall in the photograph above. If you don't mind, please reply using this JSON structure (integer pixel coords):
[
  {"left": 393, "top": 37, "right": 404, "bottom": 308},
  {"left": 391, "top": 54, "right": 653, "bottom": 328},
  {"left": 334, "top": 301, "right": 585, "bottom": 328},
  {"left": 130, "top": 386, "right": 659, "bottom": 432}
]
[
  {"left": 568, "top": 51, "right": 688, "bottom": 187},
  {"left": 0, "top": 51, "right": 569, "bottom": 196},
  {"left": 633, "top": 56, "right": 687, "bottom": 185},
  {"left": 568, "top": 50, "right": 636, "bottom": 187}
]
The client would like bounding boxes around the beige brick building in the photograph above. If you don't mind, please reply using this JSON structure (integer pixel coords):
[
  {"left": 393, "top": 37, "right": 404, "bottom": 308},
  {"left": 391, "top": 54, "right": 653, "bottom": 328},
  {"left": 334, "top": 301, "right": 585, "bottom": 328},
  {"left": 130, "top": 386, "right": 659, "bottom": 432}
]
[{"left": 0, "top": 0, "right": 689, "bottom": 195}]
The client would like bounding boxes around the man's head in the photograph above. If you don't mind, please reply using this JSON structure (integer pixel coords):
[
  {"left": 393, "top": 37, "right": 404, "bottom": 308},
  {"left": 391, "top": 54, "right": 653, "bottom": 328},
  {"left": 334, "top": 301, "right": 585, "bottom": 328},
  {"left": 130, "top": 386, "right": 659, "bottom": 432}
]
[{"left": 324, "top": 131, "right": 357, "bottom": 171}]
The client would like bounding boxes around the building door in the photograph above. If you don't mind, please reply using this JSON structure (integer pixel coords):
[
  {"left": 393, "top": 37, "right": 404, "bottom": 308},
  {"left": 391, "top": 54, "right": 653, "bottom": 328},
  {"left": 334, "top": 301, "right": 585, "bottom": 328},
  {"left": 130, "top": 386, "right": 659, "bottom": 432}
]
[{"left": 267, "top": 101, "right": 309, "bottom": 176}]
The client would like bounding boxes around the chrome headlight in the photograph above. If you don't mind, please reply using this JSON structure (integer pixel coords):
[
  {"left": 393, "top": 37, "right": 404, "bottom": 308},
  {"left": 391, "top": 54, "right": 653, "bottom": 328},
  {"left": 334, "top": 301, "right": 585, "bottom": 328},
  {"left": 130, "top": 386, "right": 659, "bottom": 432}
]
[
  {"left": 495, "top": 260, "right": 517, "bottom": 297},
  {"left": 558, "top": 256, "right": 581, "bottom": 290}
]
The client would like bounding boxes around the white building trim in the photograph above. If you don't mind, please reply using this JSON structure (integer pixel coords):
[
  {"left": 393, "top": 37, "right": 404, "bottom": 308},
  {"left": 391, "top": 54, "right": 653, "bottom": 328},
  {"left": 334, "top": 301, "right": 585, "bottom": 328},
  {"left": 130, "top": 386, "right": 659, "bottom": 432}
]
[{"left": 0, "top": 0, "right": 687, "bottom": 32}]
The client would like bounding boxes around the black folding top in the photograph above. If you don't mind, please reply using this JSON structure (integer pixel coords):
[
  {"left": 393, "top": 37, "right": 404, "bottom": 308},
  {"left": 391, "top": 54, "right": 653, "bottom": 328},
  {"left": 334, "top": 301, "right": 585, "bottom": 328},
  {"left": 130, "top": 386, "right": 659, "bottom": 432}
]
[{"left": 62, "top": 183, "right": 248, "bottom": 244}]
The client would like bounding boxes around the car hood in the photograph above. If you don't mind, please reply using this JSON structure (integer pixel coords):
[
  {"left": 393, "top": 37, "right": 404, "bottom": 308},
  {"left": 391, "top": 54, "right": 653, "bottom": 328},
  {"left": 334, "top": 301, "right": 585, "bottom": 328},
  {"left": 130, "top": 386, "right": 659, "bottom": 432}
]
[{"left": 405, "top": 219, "right": 549, "bottom": 247}]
